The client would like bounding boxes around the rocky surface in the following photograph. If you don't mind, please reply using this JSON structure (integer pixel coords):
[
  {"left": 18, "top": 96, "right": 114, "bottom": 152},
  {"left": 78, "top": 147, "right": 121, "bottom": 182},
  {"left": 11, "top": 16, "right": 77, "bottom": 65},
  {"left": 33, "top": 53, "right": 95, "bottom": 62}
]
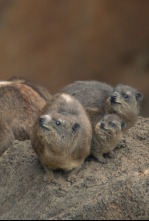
[{"left": 0, "top": 117, "right": 149, "bottom": 220}]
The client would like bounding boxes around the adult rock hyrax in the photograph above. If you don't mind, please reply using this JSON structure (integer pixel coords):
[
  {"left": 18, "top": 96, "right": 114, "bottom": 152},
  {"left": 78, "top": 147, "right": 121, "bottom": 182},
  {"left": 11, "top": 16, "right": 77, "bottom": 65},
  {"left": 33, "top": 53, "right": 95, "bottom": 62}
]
[
  {"left": 0, "top": 81, "right": 50, "bottom": 156},
  {"left": 61, "top": 81, "right": 143, "bottom": 131},
  {"left": 31, "top": 93, "right": 92, "bottom": 182},
  {"left": 91, "top": 114, "right": 125, "bottom": 164},
  {"left": 9, "top": 76, "right": 52, "bottom": 103}
]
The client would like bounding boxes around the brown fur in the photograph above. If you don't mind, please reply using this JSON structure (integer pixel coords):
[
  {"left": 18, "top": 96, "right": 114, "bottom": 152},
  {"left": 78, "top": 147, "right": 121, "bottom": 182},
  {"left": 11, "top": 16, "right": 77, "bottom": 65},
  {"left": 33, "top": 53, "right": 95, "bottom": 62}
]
[
  {"left": 61, "top": 81, "right": 143, "bottom": 131},
  {"left": 104, "top": 84, "right": 143, "bottom": 131},
  {"left": 31, "top": 93, "right": 92, "bottom": 181},
  {"left": 91, "top": 114, "right": 125, "bottom": 163},
  {"left": 61, "top": 80, "right": 113, "bottom": 113},
  {"left": 9, "top": 76, "right": 52, "bottom": 104},
  {"left": 0, "top": 81, "right": 48, "bottom": 156}
]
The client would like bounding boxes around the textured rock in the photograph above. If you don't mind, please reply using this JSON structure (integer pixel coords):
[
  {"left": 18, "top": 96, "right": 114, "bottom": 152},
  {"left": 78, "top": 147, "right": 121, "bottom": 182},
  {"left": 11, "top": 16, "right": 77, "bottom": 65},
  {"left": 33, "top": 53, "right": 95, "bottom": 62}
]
[{"left": 0, "top": 117, "right": 149, "bottom": 220}]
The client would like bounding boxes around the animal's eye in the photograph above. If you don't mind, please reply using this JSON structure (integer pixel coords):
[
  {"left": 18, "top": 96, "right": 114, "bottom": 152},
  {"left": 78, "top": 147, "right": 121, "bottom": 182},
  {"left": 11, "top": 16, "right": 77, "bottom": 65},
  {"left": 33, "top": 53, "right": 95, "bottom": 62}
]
[
  {"left": 56, "top": 121, "right": 61, "bottom": 126},
  {"left": 109, "top": 122, "right": 115, "bottom": 127},
  {"left": 122, "top": 93, "right": 129, "bottom": 99}
]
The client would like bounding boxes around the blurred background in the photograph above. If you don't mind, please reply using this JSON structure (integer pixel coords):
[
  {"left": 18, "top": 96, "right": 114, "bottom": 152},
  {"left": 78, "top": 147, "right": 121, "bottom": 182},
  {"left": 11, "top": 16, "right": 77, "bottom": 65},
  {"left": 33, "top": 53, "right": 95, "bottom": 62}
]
[{"left": 0, "top": 0, "right": 148, "bottom": 116}]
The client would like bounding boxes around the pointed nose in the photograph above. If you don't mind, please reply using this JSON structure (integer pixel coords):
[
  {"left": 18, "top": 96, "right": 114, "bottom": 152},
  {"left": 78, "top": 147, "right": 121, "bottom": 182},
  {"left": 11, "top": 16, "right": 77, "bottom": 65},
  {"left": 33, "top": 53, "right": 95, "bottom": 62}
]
[
  {"left": 39, "top": 117, "right": 45, "bottom": 126},
  {"left": 39, "top": 115, "right": 52, "bottom": 125},
  {"left": 100, "top": 122, "right": 105, "bottom": 129},
  {"left": 39, "top": 117, "right": 45, "bottom": 123},
  {"left": 110, "top": 95, "right": 117, "bottom": 103}
]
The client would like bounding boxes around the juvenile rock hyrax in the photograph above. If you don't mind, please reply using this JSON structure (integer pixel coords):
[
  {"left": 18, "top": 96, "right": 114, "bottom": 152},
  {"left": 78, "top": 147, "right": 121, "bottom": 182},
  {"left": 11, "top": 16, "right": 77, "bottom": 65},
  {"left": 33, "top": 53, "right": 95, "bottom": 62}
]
[
  {"left": 61, "top": 81, "right": 143, "bottom": 131},
  {"left": 91, "top": 114, "right": 125, "bottom": 164},
  {"left": 31, "top": 93, "right": 92, "bottom": 181},
  {"left": 9, "top": 76, "right": 52, "bottom": 103},
  {"left": 0, "top": 81, "right": 49, "bottom": 156}
]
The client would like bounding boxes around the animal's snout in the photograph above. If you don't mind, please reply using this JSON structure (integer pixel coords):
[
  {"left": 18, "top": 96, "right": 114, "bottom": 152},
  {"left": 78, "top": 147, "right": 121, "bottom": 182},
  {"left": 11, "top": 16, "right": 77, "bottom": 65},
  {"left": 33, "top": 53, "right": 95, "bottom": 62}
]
[
  {"left": 39, "top": 117, "right": 45, "bottom": 123},
  {"left": 110, "top": 95, "right": 117, "bottom": 103},
  {"left": 100, "top": 122, "right": 105, "bottom": 129},
  {"left": 39, "top": 115, "right": 52, "bottom": 124}
]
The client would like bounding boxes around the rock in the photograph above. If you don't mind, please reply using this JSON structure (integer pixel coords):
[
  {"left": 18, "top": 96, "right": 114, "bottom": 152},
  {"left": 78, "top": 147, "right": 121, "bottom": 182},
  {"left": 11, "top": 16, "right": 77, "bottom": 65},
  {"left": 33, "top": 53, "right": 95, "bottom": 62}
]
[{"left": 0, "top": 117, "right": 149, "bottom": 220}]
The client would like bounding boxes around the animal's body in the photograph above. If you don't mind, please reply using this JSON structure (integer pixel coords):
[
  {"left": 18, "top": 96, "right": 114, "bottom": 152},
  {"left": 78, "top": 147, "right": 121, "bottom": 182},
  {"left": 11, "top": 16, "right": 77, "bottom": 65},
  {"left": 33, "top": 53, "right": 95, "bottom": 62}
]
[
  {"left": 91, "top": 114, "right": 125, "bottom": 163},
  {"left": 0, "top": 81, "right": 48, "bottom": 156},
  {"left": 31, "top": 93, "right": 92, "bottom": 181}
]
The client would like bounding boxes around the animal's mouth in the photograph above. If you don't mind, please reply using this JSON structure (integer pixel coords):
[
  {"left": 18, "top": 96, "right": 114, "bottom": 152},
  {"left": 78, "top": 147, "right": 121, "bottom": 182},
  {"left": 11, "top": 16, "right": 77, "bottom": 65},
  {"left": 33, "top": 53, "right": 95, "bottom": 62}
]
[
  {"left": 110, "top": 97, "right": 121, "bottom": 105},
  {"left": 39, "top": 123, "right": 50, "bottom": 131},
  {"left": 96, "top": 128, "right": 110, "bottom": 138},
  {"left": 100, "top": 127, "right": 109, "bottom": 132}
]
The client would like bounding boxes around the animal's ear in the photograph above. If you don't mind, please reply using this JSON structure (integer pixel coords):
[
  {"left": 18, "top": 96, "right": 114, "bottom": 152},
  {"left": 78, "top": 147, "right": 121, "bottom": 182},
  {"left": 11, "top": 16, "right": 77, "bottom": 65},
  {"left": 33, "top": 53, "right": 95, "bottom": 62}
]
[
  {"left": 121, "top": 122, "right": 126, "bottom": 129},
  {"left": 72, "top": 123, "right": 80, "bottom": 133},
  {"left": 136, "top": 92, "right": 143, "bottom": 102}
]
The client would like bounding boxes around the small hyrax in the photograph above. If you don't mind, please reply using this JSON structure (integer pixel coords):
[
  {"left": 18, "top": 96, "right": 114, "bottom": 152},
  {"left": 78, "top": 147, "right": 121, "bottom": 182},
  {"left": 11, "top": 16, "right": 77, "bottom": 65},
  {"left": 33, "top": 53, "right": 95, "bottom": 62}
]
[
  {"left": 31, "top": 93, "right": 92, "bottom": 182},
  {"left": 91, "top": 114, "right": 125, "bottom": 164}
]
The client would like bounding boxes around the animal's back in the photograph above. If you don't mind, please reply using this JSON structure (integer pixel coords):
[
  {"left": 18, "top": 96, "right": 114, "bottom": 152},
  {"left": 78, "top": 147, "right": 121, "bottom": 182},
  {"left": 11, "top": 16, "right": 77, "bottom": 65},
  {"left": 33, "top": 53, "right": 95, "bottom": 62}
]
[
  {"left": 9, "top": 76, "right": 52, "bottom": 104},
  {"left": 61, "top": 80, "right": 113, "bottom": 110},
  {"left": 0, "top": 82, "right": 46, "bottom": 139}
]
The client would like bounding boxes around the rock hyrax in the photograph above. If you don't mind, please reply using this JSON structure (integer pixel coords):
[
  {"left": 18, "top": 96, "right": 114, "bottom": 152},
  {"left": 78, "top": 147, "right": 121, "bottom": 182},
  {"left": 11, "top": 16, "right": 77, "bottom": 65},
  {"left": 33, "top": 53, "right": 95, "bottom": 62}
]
[
  {"left": 31, "top": 93, "right": 92, "bottom": 181},
  {"left": 9, "top": 76, "right": 52, "bottom": 104},
  {"left": 91, "top": 114, "right": 125, "bottom": 164},
  {"left": 0, "top": 81, "right": 48, "bottom": 156},
  {"left": 104, "top": 84, "right": 143, "bottom": 131},
  {"left": 61, "top": 81, "right": 143, "bottom": 131}
]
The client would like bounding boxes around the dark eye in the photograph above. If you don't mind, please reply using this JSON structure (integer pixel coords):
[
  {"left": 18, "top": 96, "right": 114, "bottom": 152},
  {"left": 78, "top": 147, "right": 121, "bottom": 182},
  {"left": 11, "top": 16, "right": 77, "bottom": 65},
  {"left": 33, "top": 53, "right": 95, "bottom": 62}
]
[
  {"left": 122, "top": 93, "right": 129, "bottom": 99},
  {"left": 56, "top": 121, "right": 61, "bottom": 126},
  {"left": 109, "top": 122, "right": 115, "bottom": 127}
]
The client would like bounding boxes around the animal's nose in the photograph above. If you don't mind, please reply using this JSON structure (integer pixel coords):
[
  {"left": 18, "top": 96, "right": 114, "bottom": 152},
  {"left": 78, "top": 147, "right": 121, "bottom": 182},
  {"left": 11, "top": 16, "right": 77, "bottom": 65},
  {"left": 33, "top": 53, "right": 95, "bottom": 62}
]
[
  {"left": 39, "top": 117, "right": 45, "bottom": 123},
  {"left": 100, "top": 122, "right": 105, "bottom": 129},
  {"left": 110, "top": 95, "right": 117, "bottom": 103}
]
